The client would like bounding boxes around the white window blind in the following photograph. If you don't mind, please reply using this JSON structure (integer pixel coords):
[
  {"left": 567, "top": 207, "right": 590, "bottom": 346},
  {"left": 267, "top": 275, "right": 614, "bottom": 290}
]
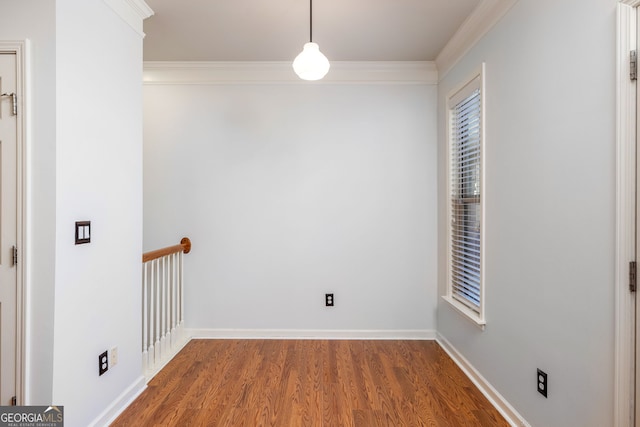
[{"left": 449, "top": 73, "right": 483, "bottom": 319}]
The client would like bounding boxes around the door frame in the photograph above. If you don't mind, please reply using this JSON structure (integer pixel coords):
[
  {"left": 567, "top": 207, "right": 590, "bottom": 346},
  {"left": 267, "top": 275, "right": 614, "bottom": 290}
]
[
  {"left": 617, "top": 2, "right": 640, "bottom": 426},
  {"left": 0, "top": 40, "right": 27, "bottom": 406}
]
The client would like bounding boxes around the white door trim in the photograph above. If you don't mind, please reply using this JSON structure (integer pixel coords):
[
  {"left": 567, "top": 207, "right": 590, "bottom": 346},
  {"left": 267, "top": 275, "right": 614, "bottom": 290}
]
[
  {"left": 616, "top": 3, "right": 637, "bottom": 427},
  {"left": 0, "top": 40, "right": 27, "bottom": 406}
]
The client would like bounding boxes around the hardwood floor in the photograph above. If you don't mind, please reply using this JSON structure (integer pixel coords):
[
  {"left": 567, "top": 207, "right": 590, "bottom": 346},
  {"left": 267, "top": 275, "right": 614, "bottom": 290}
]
[{"left": 111, "top": 339, "right": 510, "bottom": 426}]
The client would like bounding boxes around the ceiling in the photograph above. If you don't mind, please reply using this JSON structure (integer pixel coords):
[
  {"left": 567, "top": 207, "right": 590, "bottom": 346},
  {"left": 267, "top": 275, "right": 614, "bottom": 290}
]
[{"left": 143, "top": 0, "right": 481, "bottom": 62}]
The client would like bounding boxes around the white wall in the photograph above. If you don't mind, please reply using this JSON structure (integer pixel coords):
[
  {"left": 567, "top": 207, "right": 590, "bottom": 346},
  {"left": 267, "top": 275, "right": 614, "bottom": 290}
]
[
  {"left": 0, "top": 2, "right": 145, "bottom": 422},
  {"left": 437, "top": 0, "right": 616, "bottom": 426},
  {"left": 144, "top": 78, "right": 438, "bottom": 334},
  {"left": 0, "top": 0, "right": 57, "bottom": 406},
  {"left": 52, "top": 1, "right": 144, "bottom": 426}
]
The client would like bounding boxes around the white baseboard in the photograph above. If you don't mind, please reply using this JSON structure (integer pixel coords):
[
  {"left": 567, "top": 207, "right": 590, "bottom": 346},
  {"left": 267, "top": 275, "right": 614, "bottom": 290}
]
[
  {"left": 436, "top": 333, "right": 530, "bottom": 427},
  {"left": 187, "top": 328, "right": 436, "bottom": 340},
  {"left": 89, "top": 375, "right": 146, "bottom": 427}
]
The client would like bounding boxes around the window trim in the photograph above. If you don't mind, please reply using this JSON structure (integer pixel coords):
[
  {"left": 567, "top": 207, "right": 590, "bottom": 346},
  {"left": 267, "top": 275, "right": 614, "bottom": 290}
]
[{"left": 443, "top": 64, "right": 486, "bottom": 329}]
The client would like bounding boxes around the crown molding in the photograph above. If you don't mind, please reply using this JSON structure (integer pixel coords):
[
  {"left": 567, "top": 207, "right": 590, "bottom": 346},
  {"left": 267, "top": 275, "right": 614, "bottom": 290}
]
[
  {"left": 143, "top": 61, "right": 438, "bottom": 85},
  {"left": 103, "top": 0, "right": 154, "bottom": 38},
  {"left": 620, "top": 0, "right": 640, "bottom": 7},
  {"left": 435, "top": 0, "right": 518, "bottom": 80}
]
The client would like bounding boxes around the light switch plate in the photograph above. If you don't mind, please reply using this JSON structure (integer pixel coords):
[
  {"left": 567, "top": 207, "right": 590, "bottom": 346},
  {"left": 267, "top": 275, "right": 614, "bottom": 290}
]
[{"left": 75, "top": 221, "right": 91, "bottom": 244}]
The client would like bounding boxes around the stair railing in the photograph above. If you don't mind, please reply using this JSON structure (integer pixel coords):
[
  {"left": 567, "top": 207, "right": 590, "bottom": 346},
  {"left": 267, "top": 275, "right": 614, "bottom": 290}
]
[{"left": 141, "top": 237, "right": 191, "bottom": 380}]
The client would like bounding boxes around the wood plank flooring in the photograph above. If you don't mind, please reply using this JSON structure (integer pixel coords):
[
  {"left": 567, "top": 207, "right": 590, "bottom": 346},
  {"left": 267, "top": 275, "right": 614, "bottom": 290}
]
[{"left": 111, "top": 340, "right": 510, "bottom": 426}]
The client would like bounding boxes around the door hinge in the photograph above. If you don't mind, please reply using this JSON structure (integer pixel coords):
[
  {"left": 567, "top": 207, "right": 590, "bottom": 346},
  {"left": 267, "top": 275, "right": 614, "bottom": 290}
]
[
  {"left": 12, "top": 246, "right": 17, "bottom": 266},
  {"left": 630, "top": 261, "right": 636, "bottom": 292},
  {"left": 0, "top": 92, "right": 17, "bottom": 115},
  {"left": 11, "top": 396, "right": 16, "bottom": 406},
  {"left": 631, "top": 50, "right": 637, "bottom": 81}
]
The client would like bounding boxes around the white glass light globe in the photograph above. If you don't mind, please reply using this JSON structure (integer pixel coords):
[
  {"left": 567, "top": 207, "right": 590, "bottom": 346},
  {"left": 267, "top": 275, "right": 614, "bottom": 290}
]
[{"left": 292, "top": 42, "right": 330, "bottom": 81}]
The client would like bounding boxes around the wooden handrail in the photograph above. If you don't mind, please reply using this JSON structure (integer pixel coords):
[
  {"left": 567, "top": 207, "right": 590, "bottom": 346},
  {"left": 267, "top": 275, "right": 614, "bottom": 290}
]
[{"left": 142, "top": 237, "right": 191, "bottom": 263}]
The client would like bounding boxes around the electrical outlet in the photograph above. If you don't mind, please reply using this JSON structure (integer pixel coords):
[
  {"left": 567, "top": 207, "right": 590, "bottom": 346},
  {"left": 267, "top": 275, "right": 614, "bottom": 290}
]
[
  {"left": 110, "top": 346, "right": 118, "bottom": 367},
  {"left": 99, "top": 351, "right": 108, "bottom": 376},
  {"left": 537, "top": 369, "right": 548, "bottom": 398},
  {"left": 325, "top": 293, "right": 334, "bottom": 307}
]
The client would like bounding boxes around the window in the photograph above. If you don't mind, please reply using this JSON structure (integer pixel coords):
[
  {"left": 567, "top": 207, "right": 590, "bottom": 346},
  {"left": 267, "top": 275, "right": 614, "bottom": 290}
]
[{"left": 445, "top": 65, "right": 485, "bottom": 327}]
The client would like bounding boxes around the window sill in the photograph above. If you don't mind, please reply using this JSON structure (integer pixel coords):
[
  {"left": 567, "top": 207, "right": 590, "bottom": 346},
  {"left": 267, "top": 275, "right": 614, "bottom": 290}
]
[{"left": 441, "top": 295, "right": 486, "bottom": 331}]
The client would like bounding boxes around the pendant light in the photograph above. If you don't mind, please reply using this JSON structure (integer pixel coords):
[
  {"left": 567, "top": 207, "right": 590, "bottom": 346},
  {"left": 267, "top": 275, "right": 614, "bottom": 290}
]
[{"left": 293, "top": 0, "right": 330, "bottom": 80}]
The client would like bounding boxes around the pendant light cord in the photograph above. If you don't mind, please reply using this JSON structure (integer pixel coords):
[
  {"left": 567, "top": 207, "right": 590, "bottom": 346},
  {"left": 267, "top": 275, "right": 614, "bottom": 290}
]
[{"left": 310, "top": 0, "right": 313, "bottom": 42}]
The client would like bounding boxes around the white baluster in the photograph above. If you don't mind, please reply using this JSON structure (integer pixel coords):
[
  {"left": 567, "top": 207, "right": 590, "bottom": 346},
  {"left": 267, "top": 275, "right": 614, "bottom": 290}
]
[
  {"left": 148, "top": 260, "right": 155, "bottom": 371},
  {"left": 177, "top": 251, "right": 183, "bottom": 342},
  {"left": 162, "top": 255, "right": 168, "bottom": 358},
  {"left": 154, "top": 258, "right": 161, "bottom": 368},
  {"left": 142, "top": 263, "right": 148, "bottom": 375},
  {"left": 170, "top": 252, "right": 176, "bottom": 348}
]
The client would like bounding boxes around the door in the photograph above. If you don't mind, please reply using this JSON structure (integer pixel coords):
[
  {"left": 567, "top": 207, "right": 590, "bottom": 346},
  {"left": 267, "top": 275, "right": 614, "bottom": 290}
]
[
  {"left": 636, "top": 9, "right": 640, "bottom": 424},
  {"left": 0, "top": 52, "right": 18, "bottom": 405},
  {"left": 617, "top": 3, "right": 640, "bottom": 426}
]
